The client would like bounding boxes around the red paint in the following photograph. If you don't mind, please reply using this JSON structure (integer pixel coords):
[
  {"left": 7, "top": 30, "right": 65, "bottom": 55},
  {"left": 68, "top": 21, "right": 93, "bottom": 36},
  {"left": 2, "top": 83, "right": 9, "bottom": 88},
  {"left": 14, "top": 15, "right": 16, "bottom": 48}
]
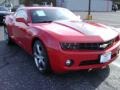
[{"left": 5, "top": 7, "right": 120, "bottom": 73}]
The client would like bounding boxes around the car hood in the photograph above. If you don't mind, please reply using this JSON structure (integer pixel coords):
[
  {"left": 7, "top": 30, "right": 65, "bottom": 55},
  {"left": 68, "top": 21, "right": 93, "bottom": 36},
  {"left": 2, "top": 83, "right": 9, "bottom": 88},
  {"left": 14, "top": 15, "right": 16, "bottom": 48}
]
[{"left": 33, "top": 20, "right": 118, "bottom": 42}]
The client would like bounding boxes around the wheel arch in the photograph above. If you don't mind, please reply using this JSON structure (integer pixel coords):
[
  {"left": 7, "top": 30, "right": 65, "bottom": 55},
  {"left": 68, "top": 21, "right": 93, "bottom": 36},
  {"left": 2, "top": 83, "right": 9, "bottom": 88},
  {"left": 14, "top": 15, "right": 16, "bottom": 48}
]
[
  {"left": 31, "top": 36, "right": 52, "bottom": 73},
  {"left": 31, "top": 37, "right": 47, "bottom": 55}
]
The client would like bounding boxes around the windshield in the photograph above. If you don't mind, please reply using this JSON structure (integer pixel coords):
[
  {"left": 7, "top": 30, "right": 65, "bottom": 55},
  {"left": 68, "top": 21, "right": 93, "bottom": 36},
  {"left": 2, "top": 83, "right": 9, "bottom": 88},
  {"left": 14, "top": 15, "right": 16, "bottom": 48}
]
[
  {"left": 31, "top": 8, "right": 79, "bottom": 23},
  {"left": 0, "top": 6, "right": 9, "bottom": 11}
]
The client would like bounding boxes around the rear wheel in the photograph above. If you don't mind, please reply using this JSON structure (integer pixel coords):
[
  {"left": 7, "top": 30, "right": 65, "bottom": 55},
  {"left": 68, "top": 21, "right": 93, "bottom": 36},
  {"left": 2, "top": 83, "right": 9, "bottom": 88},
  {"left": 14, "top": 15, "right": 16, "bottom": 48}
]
[
  {"left": 4, "top": 26, "right": 13, "bottom": 44},
  {"left": 33, "top": 40, "right": 51, "bottom": 74}
]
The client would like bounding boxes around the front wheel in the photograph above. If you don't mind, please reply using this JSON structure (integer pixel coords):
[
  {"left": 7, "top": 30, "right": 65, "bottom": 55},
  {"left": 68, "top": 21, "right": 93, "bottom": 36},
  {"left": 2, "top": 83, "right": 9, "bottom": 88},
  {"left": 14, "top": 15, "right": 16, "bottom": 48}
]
[{"left": 33, "top": 40, "right": 51, "bottom": 74}]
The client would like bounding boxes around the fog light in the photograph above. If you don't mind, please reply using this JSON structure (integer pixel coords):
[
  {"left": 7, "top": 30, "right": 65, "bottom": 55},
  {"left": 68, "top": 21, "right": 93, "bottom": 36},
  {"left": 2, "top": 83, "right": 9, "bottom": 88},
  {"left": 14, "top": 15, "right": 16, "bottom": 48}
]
[{"left": 65, "top": 59, "right": 73, "bottom": 66}]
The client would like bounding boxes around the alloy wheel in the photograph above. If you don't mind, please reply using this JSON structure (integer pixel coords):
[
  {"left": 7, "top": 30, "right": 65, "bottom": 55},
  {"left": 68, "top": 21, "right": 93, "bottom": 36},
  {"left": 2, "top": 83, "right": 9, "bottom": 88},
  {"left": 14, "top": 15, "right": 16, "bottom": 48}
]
[{"left": 33, "top": 41, "right": 49, "bottom": 73}]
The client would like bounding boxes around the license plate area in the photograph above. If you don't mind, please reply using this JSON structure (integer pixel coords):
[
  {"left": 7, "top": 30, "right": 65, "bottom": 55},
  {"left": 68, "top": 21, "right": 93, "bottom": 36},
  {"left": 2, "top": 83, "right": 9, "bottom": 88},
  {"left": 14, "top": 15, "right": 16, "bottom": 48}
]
[{"left": 100, "top": 52, "right": 112, "bottom": 63}]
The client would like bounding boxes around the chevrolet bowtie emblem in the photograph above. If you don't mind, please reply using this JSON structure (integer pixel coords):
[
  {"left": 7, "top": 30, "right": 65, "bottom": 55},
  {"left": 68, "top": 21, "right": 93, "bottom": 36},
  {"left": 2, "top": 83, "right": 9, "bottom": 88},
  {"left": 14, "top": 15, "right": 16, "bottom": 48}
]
[{"left": 100, "top": 44, "right": 108, "bottom": 48}]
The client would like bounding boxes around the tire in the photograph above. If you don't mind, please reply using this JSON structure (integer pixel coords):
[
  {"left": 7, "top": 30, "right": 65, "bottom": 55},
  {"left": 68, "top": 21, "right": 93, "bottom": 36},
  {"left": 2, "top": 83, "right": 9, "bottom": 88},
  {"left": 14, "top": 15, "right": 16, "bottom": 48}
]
[
  {"left": 33, "top": 40, "right": 51, "bottom": 74},
  {"left": 4, "top": 26, "right": 13, "bottom": 44}
]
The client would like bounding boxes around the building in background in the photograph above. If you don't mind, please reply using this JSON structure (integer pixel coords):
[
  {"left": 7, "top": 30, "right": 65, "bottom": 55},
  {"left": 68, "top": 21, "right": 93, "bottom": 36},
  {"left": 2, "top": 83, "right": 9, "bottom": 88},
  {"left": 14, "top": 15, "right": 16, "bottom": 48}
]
[
  {"left": 56, "top": 0, "right": 113, "bottom": 12},
  {"left": 0, "top": 0, "right": 113, "bottom": 12},
  {"left": 20, "top": 0, "right": 113, "bottom": 12},
  {"left": 22, "top": 0, "right": 56, "bottom": 6},
  {"left": 22, "top": 0, "right": 113, "bottom": 11}
]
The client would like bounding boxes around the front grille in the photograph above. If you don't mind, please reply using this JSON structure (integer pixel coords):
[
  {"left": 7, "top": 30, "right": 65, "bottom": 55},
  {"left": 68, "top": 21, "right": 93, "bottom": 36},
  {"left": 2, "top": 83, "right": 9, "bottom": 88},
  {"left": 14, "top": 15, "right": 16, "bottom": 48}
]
[
  {"left": 78, "top": 40, "right": 113, "bottom": 50},
  {"left": 76, "top": 37, "right": 118, "bottom": 50},
  {"left": 61, "top": 36, "right": 119, "bottom": 50}
]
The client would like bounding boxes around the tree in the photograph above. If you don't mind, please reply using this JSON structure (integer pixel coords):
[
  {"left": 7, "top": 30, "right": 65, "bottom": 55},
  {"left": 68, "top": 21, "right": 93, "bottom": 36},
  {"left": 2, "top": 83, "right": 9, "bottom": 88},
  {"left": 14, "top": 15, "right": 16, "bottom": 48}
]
[{"left": 112, "top": 0, "right": 120, "bottom": 3}]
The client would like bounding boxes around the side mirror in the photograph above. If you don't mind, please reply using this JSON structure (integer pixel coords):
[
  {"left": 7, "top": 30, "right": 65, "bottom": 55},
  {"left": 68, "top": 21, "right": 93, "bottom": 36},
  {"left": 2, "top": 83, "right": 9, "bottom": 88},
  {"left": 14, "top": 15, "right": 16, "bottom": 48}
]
[{"left": 16, "top": 18, "right": 28, "bottom": 25}]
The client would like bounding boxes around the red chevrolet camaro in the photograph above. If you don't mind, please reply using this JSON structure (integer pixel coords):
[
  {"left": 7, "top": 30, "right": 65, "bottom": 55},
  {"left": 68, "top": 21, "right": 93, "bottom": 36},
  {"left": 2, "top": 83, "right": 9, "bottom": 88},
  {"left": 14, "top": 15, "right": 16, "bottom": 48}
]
[{"left": 4, "top": 7, "right": 120, "bottom": 74}]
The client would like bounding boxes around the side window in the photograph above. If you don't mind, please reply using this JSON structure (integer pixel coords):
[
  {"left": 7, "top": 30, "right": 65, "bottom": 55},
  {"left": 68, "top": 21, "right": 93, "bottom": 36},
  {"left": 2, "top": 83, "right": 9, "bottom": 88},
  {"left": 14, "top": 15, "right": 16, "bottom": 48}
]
[{"left": 15, "top": 10, "right": 28, "bottom": 20}]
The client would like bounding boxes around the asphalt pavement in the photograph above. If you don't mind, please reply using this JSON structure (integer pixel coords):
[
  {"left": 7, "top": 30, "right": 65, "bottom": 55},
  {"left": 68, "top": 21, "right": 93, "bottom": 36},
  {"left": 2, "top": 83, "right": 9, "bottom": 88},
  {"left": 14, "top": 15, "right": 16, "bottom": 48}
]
[{"left": 0, "top": 11, "right": 120, "bottom": 90}]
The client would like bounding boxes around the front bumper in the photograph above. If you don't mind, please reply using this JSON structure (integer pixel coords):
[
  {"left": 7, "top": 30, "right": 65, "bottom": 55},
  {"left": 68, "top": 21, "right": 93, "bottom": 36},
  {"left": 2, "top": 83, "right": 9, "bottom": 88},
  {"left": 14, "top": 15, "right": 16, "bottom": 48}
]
[{"left": 48, "top": 41, "right": 120, "bottom": 73}]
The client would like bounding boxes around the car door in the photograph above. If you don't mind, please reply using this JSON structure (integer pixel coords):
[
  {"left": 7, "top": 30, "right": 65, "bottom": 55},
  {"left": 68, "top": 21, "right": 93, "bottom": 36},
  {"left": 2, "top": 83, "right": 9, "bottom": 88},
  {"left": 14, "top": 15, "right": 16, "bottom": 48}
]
[{"left": 13, "top": 9, "right": 29, "bottom": 48}]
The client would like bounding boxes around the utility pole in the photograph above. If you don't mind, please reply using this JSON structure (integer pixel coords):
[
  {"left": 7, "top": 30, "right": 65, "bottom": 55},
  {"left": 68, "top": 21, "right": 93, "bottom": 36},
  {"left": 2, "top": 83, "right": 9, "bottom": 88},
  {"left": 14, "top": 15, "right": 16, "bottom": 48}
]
[
  {"left": 88, "top": 0, "right": 91, "bottom": 16},
  {"left": 86, "top": 0, "right": 92, "bottom": 20}
]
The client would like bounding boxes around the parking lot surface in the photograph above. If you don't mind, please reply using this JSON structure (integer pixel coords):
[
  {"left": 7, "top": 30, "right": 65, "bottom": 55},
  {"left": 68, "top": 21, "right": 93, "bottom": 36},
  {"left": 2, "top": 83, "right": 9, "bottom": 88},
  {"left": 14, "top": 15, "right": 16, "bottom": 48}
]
[{"left": 0, "top": 11, "right": 120, "bottom": 90}]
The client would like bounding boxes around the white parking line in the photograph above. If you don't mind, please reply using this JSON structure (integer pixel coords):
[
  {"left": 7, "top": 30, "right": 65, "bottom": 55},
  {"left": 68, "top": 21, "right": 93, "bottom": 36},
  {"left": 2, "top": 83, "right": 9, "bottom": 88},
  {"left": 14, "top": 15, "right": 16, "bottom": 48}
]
[{"left": 112, "top": 62, "right": 120, "bottom": 68}]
